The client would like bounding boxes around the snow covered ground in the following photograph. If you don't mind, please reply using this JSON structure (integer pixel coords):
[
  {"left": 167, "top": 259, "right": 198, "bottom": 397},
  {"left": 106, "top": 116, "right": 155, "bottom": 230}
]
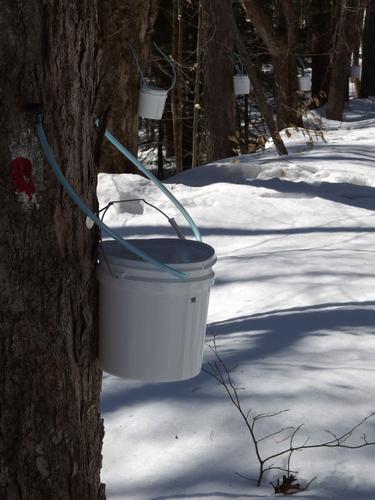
[{"left": 98, "top": 98, "right": 375, "bottom": 500}]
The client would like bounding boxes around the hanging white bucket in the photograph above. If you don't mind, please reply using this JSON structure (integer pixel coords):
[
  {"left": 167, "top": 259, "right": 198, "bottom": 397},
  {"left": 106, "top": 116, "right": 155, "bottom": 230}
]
[
  {"left": 351, "top": 65, "right": 361, "bottom": 79},
  {"left": 97, "top": 238, "right": 216, "bottom": 382},
  {"left": 298, "top": 76, "right": 311, "bottom": 92},
  {"left": 233, "top": 75, "right": 251, "bottom": 96},
  {"left": 138, "top": 85, "right": 168, "bottom": 120}
]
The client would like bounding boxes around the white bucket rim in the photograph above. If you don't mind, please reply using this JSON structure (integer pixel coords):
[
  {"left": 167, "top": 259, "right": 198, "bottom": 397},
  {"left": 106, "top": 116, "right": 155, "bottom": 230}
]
[
  {"left": 98, "top": 239, "right": 217, "bottom": 280},
  {"left": 140, "top": 85, "right": 169, "bottom": 96},
  {"left": 97, "top": 267, "right": 215, "bottom": 287}
]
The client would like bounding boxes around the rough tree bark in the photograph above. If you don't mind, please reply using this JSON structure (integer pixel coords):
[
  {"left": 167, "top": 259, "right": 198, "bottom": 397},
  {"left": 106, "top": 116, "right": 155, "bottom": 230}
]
[
  {"left": 326, "top": 0, "right": 362, "bottom": 121},
  {"left": 0, "top": 2, "right": 105, "bottom": 499},
  {"left": 360, "top": 0, "right": 375, "bottom": 98},
  {"left": 242, "top": 0, "right": 301, "bottom": 128},
  {"left": 99, "top": 0, "right": 159, "bottom": 173},
  {"left": 203, "top": 0, "right": 238, "bottom": 162}
]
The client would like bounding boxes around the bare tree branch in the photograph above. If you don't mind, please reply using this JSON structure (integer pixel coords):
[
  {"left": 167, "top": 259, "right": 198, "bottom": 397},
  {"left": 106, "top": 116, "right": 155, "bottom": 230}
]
[{"left": 204, "top": 337, "right": 375, "bottom": 489}]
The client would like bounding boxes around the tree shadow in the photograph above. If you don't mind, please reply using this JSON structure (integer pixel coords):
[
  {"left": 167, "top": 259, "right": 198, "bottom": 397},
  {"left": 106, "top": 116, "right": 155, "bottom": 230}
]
[
  {"left": 207, "top": 302, "right": 375, "bottom": 367},
  {"left": 109, "top": 224, "right": 375, "bottom": 240},
  {"left": 149, "top": 492, "right": 259, "bottom": 499},
  {"left": 241, "top": 177, "right": 375, "bottom": 212},
  {"left": 101, "top": 301, "right": 375, "bottom": 414}
]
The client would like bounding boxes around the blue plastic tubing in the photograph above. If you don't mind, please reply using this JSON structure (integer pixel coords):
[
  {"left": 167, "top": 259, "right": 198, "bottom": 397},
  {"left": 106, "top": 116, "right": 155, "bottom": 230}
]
[
  {"left": 33, "top": 113, "right": 186, "bottom": 279},
  {"left": 103, "top": 128, "right": 202, "bottom": 242}
]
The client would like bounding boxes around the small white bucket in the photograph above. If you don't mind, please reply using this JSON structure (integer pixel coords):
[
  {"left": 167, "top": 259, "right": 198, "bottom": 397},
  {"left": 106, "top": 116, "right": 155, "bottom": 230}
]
[
  {"left": 233, "top": 75, "right": 251, "bottom": 96},
  {"left": 138, "top": 85, "right": 168, "bottom": 120},
  {"left": 97, "top": 239, "right": 216, "bottom": 382},
  {"left": 298, "top": 76, "right": 311, "bottom": 92},
  {"left": 351, "top": 65, "right": 361, "bottom": 79}
]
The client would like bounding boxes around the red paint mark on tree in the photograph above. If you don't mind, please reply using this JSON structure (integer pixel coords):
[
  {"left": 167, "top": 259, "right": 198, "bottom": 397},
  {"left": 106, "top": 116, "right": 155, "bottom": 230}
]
[{"left": 11, "top": 157, "right": 36, "bottom": 201}]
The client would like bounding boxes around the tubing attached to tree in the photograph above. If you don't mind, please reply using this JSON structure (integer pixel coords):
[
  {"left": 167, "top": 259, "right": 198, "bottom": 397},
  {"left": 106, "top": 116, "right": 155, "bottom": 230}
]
[{"left": 31, "top": 108, "right": 186, "bottom": 280}]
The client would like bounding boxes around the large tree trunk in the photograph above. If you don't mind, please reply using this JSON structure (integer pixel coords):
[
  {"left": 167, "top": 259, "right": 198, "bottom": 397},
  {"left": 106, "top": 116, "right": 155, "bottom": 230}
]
[
  {"left": 0, "top": 2, "right": 104, "bottom": 499},
  {"left": 99, "top": 0, "right": 159, "bottom": 173},
  {"left": 326, "top": 0, "right": 362, "bottom": 121},
  {"left": 360, "top": 1, "right": 375, "bottom": 98},
  {"left": 203, "top": 0, "right": 238, "bottom": 162}
]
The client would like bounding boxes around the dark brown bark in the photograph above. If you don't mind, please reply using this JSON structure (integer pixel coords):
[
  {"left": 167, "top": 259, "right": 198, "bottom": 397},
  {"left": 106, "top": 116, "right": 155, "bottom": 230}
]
[
  {"left": 243, "top": 0, "right": 301, "bottom": 128},
  {"left": 99, "top": 0, "right": 159, "bottom": 173},
  {"left": 326, "top": 0, "right": 362, "bottom": 121},
  {"left": 360, "top": 1, "right": 375, "bottom": 98},
  {"left": 203, "top": 0, "right": 238, "bottom": 162},
  {"left": 0, "top": 2, "right": 104, "bottom": 500},
  {"left": 229, "top": 10, "right": 288, "bottom": 156},
  {"left": 273, "top": 0, "right": 301, "bottom": 128},
  {"left": 311, "top": 0, "right": 334, "bottom": 104}
]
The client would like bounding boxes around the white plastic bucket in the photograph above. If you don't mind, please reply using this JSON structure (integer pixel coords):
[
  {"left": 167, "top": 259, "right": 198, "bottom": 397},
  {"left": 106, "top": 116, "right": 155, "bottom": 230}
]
[
  {"left": 351, "top": 65, "right": 361, "bottom": 79},
  {"left": 97, "top": 239, "right": 216, "bottom": 382},
  {"left": 138, "top": 85, "right": 168, "bottom": 120},
  {"left": 298, "top": 76, "right": 311, "bottom": 92},
  {"left": 233, "top": 75, "right": 251, "bottom": 96}
]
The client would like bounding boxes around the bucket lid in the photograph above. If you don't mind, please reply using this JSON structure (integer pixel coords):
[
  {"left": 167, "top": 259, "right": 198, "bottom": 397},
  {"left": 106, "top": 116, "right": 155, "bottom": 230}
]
[
  {"left": 99, "top": 238, "right": 216, "bottom": 270},
  {"left": 141, "top": 85, "right": 168, "bottom": 96}
]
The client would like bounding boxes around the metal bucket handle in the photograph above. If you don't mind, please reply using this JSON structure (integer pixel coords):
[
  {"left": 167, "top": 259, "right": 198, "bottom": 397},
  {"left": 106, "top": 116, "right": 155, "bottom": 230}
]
[{"left": 96, "top": 198, "right": 186, "bottom": 278}]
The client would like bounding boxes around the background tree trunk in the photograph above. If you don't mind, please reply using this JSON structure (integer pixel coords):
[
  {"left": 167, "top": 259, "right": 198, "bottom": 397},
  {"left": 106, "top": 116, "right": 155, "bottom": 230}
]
[
  {"left": 181, "top": 1, "right": 199, "bottom": 169},
  {"left": 0, "top": 2, "right": 105, "bottom": 500},
  {"left": 229, "top": 8, "right": 288, "bottom": 156},
  {"left": 272, "top": 0, "right": 301, "bottom": 128},
  {"left": 326, "top": 0, "right": 362, "bottom": 121},
  {"left": 203, "top": 0, "right": 238, "bottom": 162},
  {"left": 191, "top": 0, "right": 204, "bottom": 167},
  {"left": 99, "top": 0, "right": 159, "bottom": 173},
  {"left": 242, "top": 0, "right": 301, "bottom": 129},
  {"left": 311, "top": 0, "right": 333, "bottom": 105},
  {"left": 171, "top": 0, "right": 184, "bottom": 172},
  {"left": 360, "top": 1, "right": 375, "bottom": 98}
]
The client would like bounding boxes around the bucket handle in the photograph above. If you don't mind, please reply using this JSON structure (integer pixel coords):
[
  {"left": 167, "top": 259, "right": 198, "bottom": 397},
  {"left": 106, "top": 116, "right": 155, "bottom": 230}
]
[
  {"left": 97, "top": 199, "right": 186, "bottom": 240},
  {"left": 96, "top": 198, "right": 187, "bottom": 278}
]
